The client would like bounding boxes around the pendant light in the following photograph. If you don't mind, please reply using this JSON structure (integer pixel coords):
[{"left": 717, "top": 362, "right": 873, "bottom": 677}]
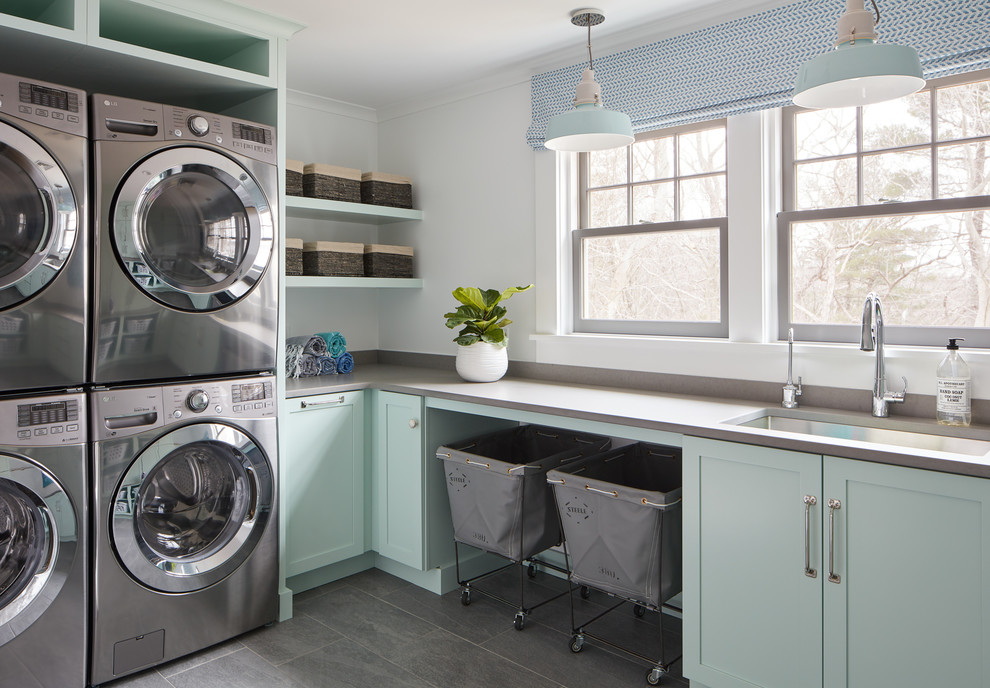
[
  {"left": 544, "top": 9, "right": 634, "bottom": 152},
  {"left": 793, "top": 0, "right": 924, "bottom": 109}
]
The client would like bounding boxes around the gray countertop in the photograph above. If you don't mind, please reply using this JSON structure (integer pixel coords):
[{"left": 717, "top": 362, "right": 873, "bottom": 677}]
[{"left": 286, "top": 365, "right": 990, "bottom": 479}]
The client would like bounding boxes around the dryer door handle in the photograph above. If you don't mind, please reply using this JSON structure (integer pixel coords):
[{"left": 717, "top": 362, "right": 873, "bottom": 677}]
[
  {"left": 244, "top": 465, "right": 260, "bottom": 524},
  {"left": 37, "top": 506, "right": 56, "bottom": 576}
]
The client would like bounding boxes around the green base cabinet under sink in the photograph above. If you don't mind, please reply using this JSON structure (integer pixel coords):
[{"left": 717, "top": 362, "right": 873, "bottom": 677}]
[
  {"left": 283, "top": 391, "right": 366, "bottom": 579},
  {"left": 683, "top": 436, "right": 990, "bottom": 688}
]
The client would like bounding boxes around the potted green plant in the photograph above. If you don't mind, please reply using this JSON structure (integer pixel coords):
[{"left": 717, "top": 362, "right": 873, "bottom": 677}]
[{"left": 444, "top": 284, "right": 533, "bottom": 382}]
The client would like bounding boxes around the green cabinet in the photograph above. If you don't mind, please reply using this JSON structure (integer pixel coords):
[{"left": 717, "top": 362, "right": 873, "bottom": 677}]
[
  {"left": 283, "top": 391, "right": 366, "bottom": 579},
  {"left": 371, "top": 390, "right": 425, "bottom": 569},
  {"left": 684, "top": 436, "right": 990, "bottom": 688}
]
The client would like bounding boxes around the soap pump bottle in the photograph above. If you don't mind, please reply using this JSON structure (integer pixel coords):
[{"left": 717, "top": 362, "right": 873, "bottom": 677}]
[{"left": 936, "top": 338, "right": 971, "bottom": 426}]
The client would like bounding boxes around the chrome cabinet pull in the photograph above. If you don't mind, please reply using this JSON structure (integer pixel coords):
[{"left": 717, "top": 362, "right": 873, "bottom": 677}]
[
  {"left": 300, "top": 396, "right": 345, "bottom": 408},
  {"left": 828, "top": 498, "right": 841, "bottom": 584},
  {"left": 803, "top": 495, "right": 817, "bottom": 578}
]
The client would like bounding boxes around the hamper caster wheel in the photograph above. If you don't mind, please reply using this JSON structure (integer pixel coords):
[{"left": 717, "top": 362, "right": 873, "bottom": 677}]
[
  {"left": 634, "top": 604, "right": 646, "bottom": 618},
  {"left": 513, "top": 612, "right": 526, "bottom": 630},
  {"left": 647, "top": 665, "right": 665, "bottom": 685},
  {"left": 569, "top": 634, "right": 585, "bottom": 653},
  {"left": 460, "top": 589, "right": 471, "bottom": 606},
  {"left": 580, "top": 586, "right": 591, "bottom": 599},
  {"left": 527, "top": 563, "right": 537, "bottom": 579}
]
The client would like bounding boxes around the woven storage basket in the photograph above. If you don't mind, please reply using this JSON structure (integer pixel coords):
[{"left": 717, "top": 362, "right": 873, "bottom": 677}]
[
  {"left": 285, "top": 159, "right": 304, "bottom": 196},
  {"left": 303, "top": 163, "right": 361, "bottom": 202},
  {"left": 285, "top": 238, "right": 304, "bottom": 276},
  {"left": 302, "top": 241, "right": 364, "bottom": 277},
  {"left": 364, "top": 244, "right": 413, "bottom": 278},
  {"left": 360, "top": 171, "right": 412, "bottom": 208}
]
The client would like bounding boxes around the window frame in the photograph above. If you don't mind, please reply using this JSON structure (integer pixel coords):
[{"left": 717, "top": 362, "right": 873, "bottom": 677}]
[
  {"left": 573, "top": 119, "right": 730, "bottom": 337},
  {"left": 778, "top": 69, "right": 990, "bottom": 347}
]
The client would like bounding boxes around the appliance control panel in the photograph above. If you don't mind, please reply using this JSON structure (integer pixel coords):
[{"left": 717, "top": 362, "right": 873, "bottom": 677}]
[
  {"left": 0, "top": 391, "right": 86, "bottom": 446},
  {"left": 0, "top": 72, "right": 87, "bottom": 137},
  {"left": 91, "top": 375, "right": 276, "bottom": 440},
  {"left": 91, "top": 93, "right": 276, "bottom": 164}
]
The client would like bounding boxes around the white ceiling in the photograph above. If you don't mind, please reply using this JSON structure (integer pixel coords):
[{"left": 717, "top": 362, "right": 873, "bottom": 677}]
[{"left": 232, "top": 0, "right": 789, "bottom": 113}]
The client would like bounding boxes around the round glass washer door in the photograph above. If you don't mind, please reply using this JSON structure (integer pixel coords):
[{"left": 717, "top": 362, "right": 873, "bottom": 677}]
[
  {"left": 111, "top": 423, "right": 273, "bottom": 594},
  {"left": 0, "top": 454, "right": 75, "bottom": 644},
  {"left": 111, "top": 147, "right": 274, "bottom": 312},
  {"left": 0, "top": 121, "right": 78, "bottom": 311}
]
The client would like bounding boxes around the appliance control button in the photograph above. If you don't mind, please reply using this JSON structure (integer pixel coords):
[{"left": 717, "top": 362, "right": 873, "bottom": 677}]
[
  {"left": 233, "top": 405, "right": 241, "bottom": 412},
  {"left": 52, "top": 112, "right": 64, "bottom": 120},
  {"left": 66, "top": 424, "right": 78, "bottom": 431},
  {"left": 67, "top": 115, "right": 78, "bottom": 123},
  {"left": 254, "top": 402, "right": 264, "bottom": 409},
  {"left": 19, "top": 105, "right": 31, "bottom": 114},
  {"left": 172, "top": 409, "right": 182, "bottom": 419},
  {"left": 173, "top": 129, "right": 182, "bottom": 137},
  {"left": 187, "top": 115, "right": 210, "bottom": 136},
  {"left": 52, "top": 426, "right": 64, "bottom": 434},
  {"left": 186, "top": 390, "right": 210, "bottom": 412},
  {"left": 34, "top": 428, "right": 48, "bottom": 436},
  {"left": 17, "top": 430, "right": 30, "bottom": 439},
  {"left": 215, "top": 405, "right": 222, "bottom": 413},
  {"left": 215, "top": 136, "right": 223, "bottom": 144}
]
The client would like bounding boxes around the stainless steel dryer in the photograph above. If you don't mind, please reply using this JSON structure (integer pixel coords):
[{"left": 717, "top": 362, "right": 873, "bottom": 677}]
[
  {"left": 89, "top": 374, "right": 277, "bottom": 685},
  {"left": 0, "top": 389, "right": 87, "bottom": 688},
  {"left": 0, "top": 72, "right": 88, "bottom": 392},
  {"left": 91, "top": 95, "right": 277, "bottom": 384}
]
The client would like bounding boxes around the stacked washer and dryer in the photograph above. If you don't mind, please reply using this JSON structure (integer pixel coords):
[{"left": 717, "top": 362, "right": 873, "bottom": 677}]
[
  {"left": 0, "top": 73, "right": 282, "bottom": 688},
  {"left": 87, "top": 95, "right": 281, "bottom": 685},
  {"left": 0, "top": 72, "right": 91, "bottom": 688}
]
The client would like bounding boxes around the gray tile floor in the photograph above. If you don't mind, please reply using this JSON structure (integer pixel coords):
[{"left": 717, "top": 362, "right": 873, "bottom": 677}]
[{"left": 104, "top": 566, "right": 687, "bottom": 688}]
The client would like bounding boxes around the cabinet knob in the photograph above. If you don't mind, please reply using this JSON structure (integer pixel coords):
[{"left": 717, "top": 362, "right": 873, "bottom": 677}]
[{"left": 408, "top": 418, "right": 419, "bottom": 429}]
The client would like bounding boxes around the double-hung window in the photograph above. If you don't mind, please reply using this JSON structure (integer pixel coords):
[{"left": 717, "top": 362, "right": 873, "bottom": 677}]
[
  {"left": 573, "top": 120, "right": 729, "bottom": 337},
  {"left": 779, "top": 70, "right": 990, "bottom": 346}
]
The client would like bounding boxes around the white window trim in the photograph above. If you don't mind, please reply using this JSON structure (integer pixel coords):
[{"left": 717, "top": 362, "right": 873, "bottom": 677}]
[{"left": 531, "top": 109, "right": 990, "bottom": 398}]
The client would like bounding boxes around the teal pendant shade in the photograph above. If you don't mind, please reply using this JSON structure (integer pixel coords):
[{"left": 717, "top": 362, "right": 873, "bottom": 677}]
[
  {"left": 544, "top": 103, "right": 634, "bottom": 152},
  {"left": 794, "top": 39, "right": 924, "bottom": 108}
]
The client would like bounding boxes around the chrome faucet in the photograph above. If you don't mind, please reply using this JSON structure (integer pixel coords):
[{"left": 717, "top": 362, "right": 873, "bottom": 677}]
[
  {"left": 782, "top": 327, "right": 802, "bottom": 408},
  {"left": 860, "top": 292, "right": 907, "bottom": 417}
]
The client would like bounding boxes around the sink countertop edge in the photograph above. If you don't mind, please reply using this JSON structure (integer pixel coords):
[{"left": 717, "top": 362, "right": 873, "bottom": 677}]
[{"left": 284, "top": 364, "right": 990, "bottom": 479}]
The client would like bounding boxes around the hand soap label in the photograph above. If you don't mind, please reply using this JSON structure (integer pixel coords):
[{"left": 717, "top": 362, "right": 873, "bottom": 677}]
[{"left": 937, "top": 377, "right": 970, "bottom": 413}]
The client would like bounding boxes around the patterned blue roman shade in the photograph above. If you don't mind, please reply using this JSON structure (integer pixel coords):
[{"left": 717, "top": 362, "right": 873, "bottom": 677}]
[{"left": 528, "top": 0, "right": 990, "bottom": 149}]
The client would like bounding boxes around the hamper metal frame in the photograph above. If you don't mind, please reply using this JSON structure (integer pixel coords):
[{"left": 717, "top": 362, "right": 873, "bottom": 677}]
[
  {"left": 438, "top": 426, "right": 610, "bottom": 630},
  {"left": 548, "top": 443, "right": 684, "bottom": 686}
]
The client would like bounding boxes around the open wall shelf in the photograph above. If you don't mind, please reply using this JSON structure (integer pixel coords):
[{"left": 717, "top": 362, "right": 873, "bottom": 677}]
[
  {"left": 285, "top": 196, "right": 423, "bottom": 225},
  {"left": 285, "top": 277, "right": 423, "bottom": 289}
]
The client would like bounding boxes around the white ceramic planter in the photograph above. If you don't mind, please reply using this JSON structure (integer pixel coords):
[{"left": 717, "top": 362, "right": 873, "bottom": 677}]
[{"left": 455, "top": 342, "right": 508, "bottom": 382}]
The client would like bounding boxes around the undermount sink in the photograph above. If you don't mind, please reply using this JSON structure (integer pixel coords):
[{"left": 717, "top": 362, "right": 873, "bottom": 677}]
[{"left": 723, "top": 408, "right": 990, "bottom": 457}]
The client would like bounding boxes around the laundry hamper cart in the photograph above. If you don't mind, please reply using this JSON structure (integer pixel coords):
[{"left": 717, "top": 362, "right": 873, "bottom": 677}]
[
  {"left": 437, "top": 424, "right": 610, "bottom": 630},
  {"left": 547, "top": 441, "right": 682, "bottom": 685}
]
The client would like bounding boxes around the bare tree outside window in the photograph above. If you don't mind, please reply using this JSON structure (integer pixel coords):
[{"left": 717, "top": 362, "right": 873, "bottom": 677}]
[
  {"left": 780, "top": 71, "right": 990, "bottom": 346},
  {"left": 575, "top": 121, "right": 728, "bottom": 336}
]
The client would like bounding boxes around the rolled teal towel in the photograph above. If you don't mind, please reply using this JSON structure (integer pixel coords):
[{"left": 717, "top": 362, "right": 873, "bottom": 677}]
[
  {"left": 318, "top": 355, "right": 337, "bottom": 375},
  {"left": 286, "top": 335, "right": 328, "bottom": 357},
  {"left": 317, "top": 331, "right": 347, "bottom": 358},
  {"left": 335, "top": 352, "right": 354, "bottom": 374},
  {"left": 298, "top": 353, "right": 321, "bottom": 377}
]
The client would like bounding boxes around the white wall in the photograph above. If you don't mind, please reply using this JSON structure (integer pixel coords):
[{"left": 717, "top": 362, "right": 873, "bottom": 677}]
[
  {"left": 284, "top": 94, "right": 383, "bottom": 350},
  {"left": 376, "top": 81, "right": 539, "bottom": 361}
]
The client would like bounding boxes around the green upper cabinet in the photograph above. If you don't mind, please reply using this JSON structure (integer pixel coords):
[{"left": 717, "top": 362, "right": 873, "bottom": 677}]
[
  {"left": 0, "top": 0, "right": 302, "bottom": 115},
  {"left": 822, "top": 455, "right": 990, "bottom": 688},
  {"left": 372, "top": 391, "right": 426, "bottom": 569},
  {"left": 283, "top": 391, "right": 366, "bottom": 581},
  {"left": 684, "top": 436, "right": 990, "bottom": 688},
  {"left": 683, "top": 437, "right": 823, "bottom": 688}
]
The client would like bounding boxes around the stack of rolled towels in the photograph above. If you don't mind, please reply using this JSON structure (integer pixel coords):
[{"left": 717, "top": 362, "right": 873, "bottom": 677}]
[{"left": 285, "top": 332, "right": 355, "bottom": 379}]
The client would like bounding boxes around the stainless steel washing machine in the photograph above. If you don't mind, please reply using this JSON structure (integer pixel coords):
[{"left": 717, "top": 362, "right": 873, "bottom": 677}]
[
  {"left": 0, "top": 72, "right": 88, "bottom": 393},
  {"left": 0, "top": 389, "right": 86, "bottom": 688},
  {"left": 89, "top": 373, "right": 277, "bottom": 685},
  {"left": 91, "top": 95, "right": 277, "bottom": 385}
]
